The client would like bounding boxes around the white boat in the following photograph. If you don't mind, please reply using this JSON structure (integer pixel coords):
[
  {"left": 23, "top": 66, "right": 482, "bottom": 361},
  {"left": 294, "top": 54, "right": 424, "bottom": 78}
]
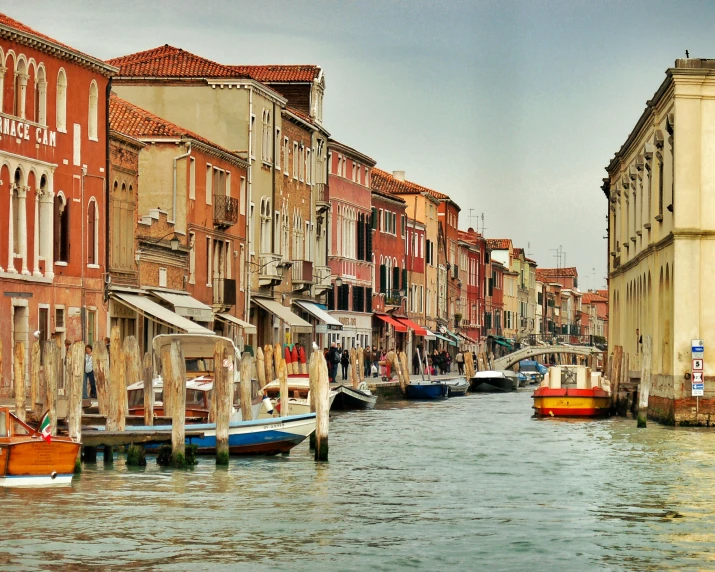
[
  {"left": 332, "top": 382, "right": 378, "bottom": 410},
  {"left": 259, "top": 375, "right": 337, "bottom": 417}
]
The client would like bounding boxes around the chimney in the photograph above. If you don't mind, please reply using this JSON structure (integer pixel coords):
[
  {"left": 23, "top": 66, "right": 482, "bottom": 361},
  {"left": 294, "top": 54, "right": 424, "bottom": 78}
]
[{"left": 393, "top": 170, "right": 405, "bottom": 181}]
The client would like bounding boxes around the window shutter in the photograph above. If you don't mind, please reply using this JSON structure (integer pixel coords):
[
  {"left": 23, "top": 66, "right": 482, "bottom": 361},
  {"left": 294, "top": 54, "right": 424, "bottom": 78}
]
[
  {"left": 357, "top": 215, "right": 364, "bottom": 261},
  {"left": 61, "top": 202, "right": 70, "bottom": 262},
  {"left": 392, "top": 267, "right": 399, "bottom": 293},
  {"left": 379, "top": 264, "right": 386, "bottom": 294},
  {"left": 401, "top": 268, "right": 408, "bottom": 290},
  {"left": 327, "top": 284, "right": 335, "bottom": 310},
  {"left": 371, "top": 207, "right": 377, "bottom": 229},
  {"left": 366, "top": 287, "right": 373, "bottom": 313},
  {"left": 366, "top": 222, "right": 372, "bottom": 256},
  {"left": 53, "top": 199, "right": 61, "bottom": 262}
]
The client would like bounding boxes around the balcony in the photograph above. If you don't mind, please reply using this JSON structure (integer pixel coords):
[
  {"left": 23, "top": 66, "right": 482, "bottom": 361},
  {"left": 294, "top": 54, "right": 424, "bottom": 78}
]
[
  {"left": 291, "top": 259, "right": 313, "bottom": 291},
  {"left": 313, "top": 265, "right": 332, "bottom": 293},
  {"left": 315, "top": 183, "right": 330, "bottom": 213},
  {"left": 385, "top": 289, "right": 405, "bottom": 308},
  {"left": 213, "top": 278, "right": 237, "bottom": 307},
  {"left": 258, "top": 253, "right": 284, "bottom": 287},
  {"left": 214, "top": 194, "right": 239, "bottom": 228}
]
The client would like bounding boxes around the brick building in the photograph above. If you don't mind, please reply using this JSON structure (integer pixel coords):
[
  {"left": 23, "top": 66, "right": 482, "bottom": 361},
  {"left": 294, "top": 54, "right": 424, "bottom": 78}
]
[
  {"left": 0, "top": 14, "right": 115, "bottom": 396},
  {"left": 457, "top": 228, "right": 487, "bottom": 350}
]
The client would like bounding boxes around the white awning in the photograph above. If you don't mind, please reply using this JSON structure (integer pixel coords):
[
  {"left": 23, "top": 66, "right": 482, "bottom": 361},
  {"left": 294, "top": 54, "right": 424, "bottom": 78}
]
[
  {"left": 113, "top": 293, "right": 214, "bottom": 335},
  {"left": 251, "top": 297, "right": 313, "bottom": 334},
  {"left": 293, "top": 300, "right": 343, "bottom": 330},
  {"left": 423, "top": 328, "right": 437, "bottom": 341},
  {"left": 216, "top": 313, "right": 257, "bottom": 335},
  {"left": 150, "top": 290, "right": 213, "bottom": 322}
]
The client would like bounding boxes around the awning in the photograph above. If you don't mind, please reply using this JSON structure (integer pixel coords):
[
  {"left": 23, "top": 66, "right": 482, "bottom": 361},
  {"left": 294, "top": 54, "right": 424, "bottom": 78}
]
[
  {"left": 113, "top": 293, "right": 214, "bottom": 335},
  {"left": 252, "top": 297, "right": 313, "bottom": 334},
  {"left": 423, "top": 328, "right": 437, "bottom": 341},
  {"left": 394, "top": 317, "right": 427, "bottom": 336},
  {"left": 493, "top": 338, "right": 514, "bottom": 350},
  {"left": 434, "top": 333, "right": 457, "bottom": 346},
  {"left": 216, "top": 313, "right": 257, "bottom": 335},
  {"left": 293, "top": 300, "right": 343, "bottom": 330},
  {"left": 374, "top": 313, "right": 408, "bottom": 332},
  {"left": 442, "top": 328, "right": 461, "bottom": 344},
  {"left": 458, "top": 332, "right": 478, "bottom": 344},
  {"left": 151, "top": 290, "right": 213, "bottom": 322}
]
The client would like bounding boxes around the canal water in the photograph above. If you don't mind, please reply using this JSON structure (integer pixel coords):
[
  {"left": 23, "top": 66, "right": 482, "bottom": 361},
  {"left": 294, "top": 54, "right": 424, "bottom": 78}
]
[{"left": 3, "top": 391, "right": 715, "bottom": 571}]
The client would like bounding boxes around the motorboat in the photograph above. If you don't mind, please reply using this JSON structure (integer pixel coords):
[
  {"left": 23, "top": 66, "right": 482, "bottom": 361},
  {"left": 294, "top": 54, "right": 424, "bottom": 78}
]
[
  {"left": 444, "top": 377, "right": 470, "bottom": 397},
  {"left": 0, "top": 408, "right": 80, "bottom": 487},
  {"left": 405, "top": 381, "right": 449, "bottom": 400},
  {"left": 532, "top": 366, "right": 610, "bottom": 417},
  {"left": 332, "top": 382, "right": 378, "bottom": 410},
  {"left": 260, "top": 375, "right": 337, "bottom": 417},
  {"left": 470, "top": 370, "right": 519, "bottom": 393}
]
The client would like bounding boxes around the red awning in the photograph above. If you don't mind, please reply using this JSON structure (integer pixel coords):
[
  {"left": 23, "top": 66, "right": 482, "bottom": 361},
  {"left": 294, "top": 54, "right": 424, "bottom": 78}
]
[
  {"left": 374, "top": 313, "right": 408, "bottom": 332},
  {"left": 394, "top": 317, "right": 428, "bottom": 336}
]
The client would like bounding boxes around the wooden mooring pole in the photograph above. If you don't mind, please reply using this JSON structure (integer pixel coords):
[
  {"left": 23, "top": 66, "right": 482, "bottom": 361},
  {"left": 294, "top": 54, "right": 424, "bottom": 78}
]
[
  {"left": 278, "top": 357, "right": 289, "bottom": 418},
  {"left": 638, "top": 335, "right": 652, "bottom": 428},
  {"left": 214, "top": 341, "right": 231, "bottom": 465},
  {"left": 161, "top": 340, "right": 187, "bottom": 467},
  {"left": 30, "top": 340, "right": 41, "bottom": 420},
  {"left": 264, "top": 344, "right": 274, "bottom": 384},
  {"left": 42, "top": 341, "right": 59, "bottom": 436},
  {"left": 239, "top": 352, "right": 253, "bottom": 422},
  {"left": 311, "top": 349, "right": 330, "bottom": 461},
  {"left": 143, "top": 352, "right": 154, "bottom": 426},
  {"left": 69, "top": 342, "right": 84, "bottom": 472},
  {"left": 256, "top": 346, "right": 266, "bottom": 388},
  {"left": 14, "top": 342, "right": 26, "bottom": 422},
  {"left": 94, "top": 339, "right": 109, "bottom": 416}
]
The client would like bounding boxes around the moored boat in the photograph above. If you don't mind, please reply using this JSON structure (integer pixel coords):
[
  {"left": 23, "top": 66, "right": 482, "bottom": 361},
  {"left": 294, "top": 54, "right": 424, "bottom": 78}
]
[
  {"left": 0, "top": 408, "right": 80, "bottom": 487},
  {"left": 470, "top": 371, "right": 518, "bottom": 393},
  {"left": 405, "top": 381, "right": 449, "bottom": 400},
  {"left": 532, "top": 365, "right": 611, "bottom": 417},
  {"left": 260, "top": 375, "right": 337, "bottom": 417},
  {"left": 444, "top": 377, "right": 470, "bottom": 397},
  {"left": 332, "top": 382, "right": 377, "bottom": 410}
]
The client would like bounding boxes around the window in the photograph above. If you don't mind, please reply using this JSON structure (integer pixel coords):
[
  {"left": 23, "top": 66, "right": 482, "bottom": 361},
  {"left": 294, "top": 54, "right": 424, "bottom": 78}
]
[
  {"left": 225, "top": 171, "right": 231, "bottom": 198},
  {"left": 306, "top": 148, "right": 311, "bottom": 185},
  {"left": 87, "top": 309, "right": 96, "bottom": 344},
  {"left": 73, "top": 124, "right": 81, "bottom": 166},
  {"left": 87, "top": 198, "right": 99, "bottom": 266},
  {"left": 293, "top": 142, "right": 299, "bottom": 179},
  {"left": 206, "top": 163, "right": 213, "bottom": 205},
  {"left": 189, "top": 232, "right": 196, "bottom": 284},
  {"left": 250, "top": 114, "right": 256, "bottom": 159},
  {"left": 56, "top": 69, "right": 67, "bottom": 132},
  {"left": 55, "top": 307, "right": 65, "bottom": 330},
  {"left": 239, "top": 176, "right": 246, "bottom": 215},
  {"left": 275, "top": 128, "right": 281, "bottom": 171},
  {"left": 88, "top": 81, "right": 98, "bottom": 140},
  {"left": 158, "top": 267, "right": 167, "bottom": 288},
  {"left": 53, "top": 193, "right": 69, "bottom": 263},
  {"left": 401, "top": 215, "right": 406, "bottom": 237},
  {"left": 283, "top": 137, "right": 290, "bottom": 176},
  {"left": 261, "top": 109, "right": 272, "bottom": 163},
  {"left": 206, "top": 237, "right": 213, "bottom": 286},
  {"left": 36, "top": 65, "right": 47, "bottom": 125},
  {"left": 259, "top": 198, "right": 272, "bottom": 254},
  {"left": 239, "top": 244, "right": 245, "bottom": 291},
  {"left": 189, "top": 157, "right": 196, "bottom": 200}
]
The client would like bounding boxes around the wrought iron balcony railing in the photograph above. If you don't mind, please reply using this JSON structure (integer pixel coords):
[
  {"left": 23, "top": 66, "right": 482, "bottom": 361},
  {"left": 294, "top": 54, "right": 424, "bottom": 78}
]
[{"left": 213, "top": 194, "right": 239, "bottom": 227}]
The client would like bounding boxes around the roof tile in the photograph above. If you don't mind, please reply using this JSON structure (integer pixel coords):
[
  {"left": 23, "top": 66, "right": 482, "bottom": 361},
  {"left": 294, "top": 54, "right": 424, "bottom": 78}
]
[
  {"left": 371, "top": 168, "right": 449, "bottom": 200},
  {"left": 228, "top": 65, "right": 321, "bottom": 83},
  {"left": 486, "top": 238, "right": 512, "bottom": 251},
  {"left": 536, "top": 267, "right": 578, "bottom": 278}
]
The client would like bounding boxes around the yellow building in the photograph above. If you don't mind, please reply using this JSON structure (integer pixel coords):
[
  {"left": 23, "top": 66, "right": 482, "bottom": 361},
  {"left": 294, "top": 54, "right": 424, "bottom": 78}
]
[{"left": 603, "top": 57, "right": 715, "bottom": 425}]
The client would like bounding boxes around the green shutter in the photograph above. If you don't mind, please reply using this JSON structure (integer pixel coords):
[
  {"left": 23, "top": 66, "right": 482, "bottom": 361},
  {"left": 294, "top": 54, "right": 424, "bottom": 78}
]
[
  {"left": 402, "top": 268, "right": 408, "bottom": 290},
  {"left": 371, "top": 207, "right": 377, "bottom": 230},
  {"left": 392, "top": 267, "right": 400, "bottom": 294},
  {"left": 380, "top": 264, "right": 386, "bottom": 294}
]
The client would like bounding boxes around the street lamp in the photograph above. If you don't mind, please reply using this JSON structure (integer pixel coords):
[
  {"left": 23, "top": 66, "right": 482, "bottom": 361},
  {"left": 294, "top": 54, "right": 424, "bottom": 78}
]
[{"left": 335, "top": 277, "right": 343, "bottom": 288}]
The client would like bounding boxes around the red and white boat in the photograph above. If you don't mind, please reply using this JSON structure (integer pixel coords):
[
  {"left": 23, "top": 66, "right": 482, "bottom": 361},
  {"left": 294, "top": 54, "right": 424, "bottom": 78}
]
[{"left": 532, "top": 366, "right": 611, "bottom": 418}]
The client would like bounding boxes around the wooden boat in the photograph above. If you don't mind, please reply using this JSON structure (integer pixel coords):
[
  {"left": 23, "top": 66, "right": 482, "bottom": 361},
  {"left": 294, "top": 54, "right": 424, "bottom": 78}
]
[
  {"left": 128, "top": 413, "right": 316, "bottom": 456},
  {"left": 332, "top": 382, "right": 378, "bottom": 410},
  {"left": 405, "top": 381, "right": 449, "bottom": 400},
  {"left": 444, "top": 377, "right": 470, "bottom": 397},
  {"left": 470, "top": 370, "right": 518, "bottom": 393},
  {"left": 260, "top": 375, "right": 337, "bottom": 417},
  {"left": 0, "top": 408, "right": 80, "bottom": 487},
  {"left": 532, "top": 387, "right": 610, "bottom": 417}
]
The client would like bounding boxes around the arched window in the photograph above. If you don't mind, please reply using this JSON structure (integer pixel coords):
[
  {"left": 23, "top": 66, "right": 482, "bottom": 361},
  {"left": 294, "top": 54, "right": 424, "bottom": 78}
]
[
  {"left": 88, "top": 80, "right": 98, "bottom": 140},
  {"left": 56, "top": 69, "right": 67, "bottom": 131},
  {"left": 87, "top": 197, "right": 98, "bottom": 265},
  {"left": 259, "top": 198, "right": 271, "bottom": 254},
  {"left": 36, "top": 65, "right": 47, "bottom": 125},
  {"left": 11, "top": 168, "right": 21, "bottom": 257},
  {"left": 37, "top": 174, "right": 49, "bottom": 261},
  {"left": 53, "top": 192, "right": 69, "bottom": 263},
  {"left": 15, "top": 57, "right": 27, "bottom": 119}
]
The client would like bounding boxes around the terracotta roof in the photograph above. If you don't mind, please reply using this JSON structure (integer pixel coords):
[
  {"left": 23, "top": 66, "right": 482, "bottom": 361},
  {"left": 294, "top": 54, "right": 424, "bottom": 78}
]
[
  {"left": 457, "top": 229, "right": 484, "bottom": 244},
  {"left": 0, "top": 13, "right": 116, "bottom": 74},
  {"left": 109, "top": 95, "right": 240, "bottom": 159},
  {"left": 285, "top": 106, "right": 316, "bottom": 127},
  {"left": 513, "top": 247, "right": 524, "bottom": 257},
  {"left": 108, "top": 45, "right": 248, "bottom": 79},
  {"left": 228, "top": 65, "right": 321, "bottom": 82},
  {"left": 596, "top": 289, "right": 608, "bottom": 298},
  {"left": 536, "top": 267, "right": 578, "bottom": 278},
  {"left": 525, "top": 257, "right": 537, "bottom": 265},
  {"left": 372, "top": 188, "right": 406, "bottom": 204},
  {"left": 371, "top": 168, "right": 449, "bottom": 200},
  {"left": 486, "top": 238, "right": 512, "bottom": 251},
  {"left": 582, "top": 292, "right": 608, "bottom": 304}
]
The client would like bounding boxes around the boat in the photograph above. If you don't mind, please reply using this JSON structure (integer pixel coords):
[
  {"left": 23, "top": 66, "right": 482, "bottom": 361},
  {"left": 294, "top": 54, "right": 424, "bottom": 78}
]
[
  {"left": 444, "top": 377, "right": 470, "bottom": 397},
  {"left": 517, "top": 372, "right": 528, "bottom": 387},
  {"left": 0, "top": 408, "right": 80, "bottom": 487},
  {"left": 332, "top": 382, "right": 378, "bottom": 410},
  {"left": 126, "top": 413, "right": 316, "bottom": 456},
  {"left": 260, "top": 375, "right": 337, "bottom": 417},
  {"left": 532, "top": 365, "right": 611, "bottom": 417},
  {"left": 405, "top": 381, "right": 449, "bottom": 400},
  {"left": 470, "top": 370, "right": 519, "bottom": 393}
]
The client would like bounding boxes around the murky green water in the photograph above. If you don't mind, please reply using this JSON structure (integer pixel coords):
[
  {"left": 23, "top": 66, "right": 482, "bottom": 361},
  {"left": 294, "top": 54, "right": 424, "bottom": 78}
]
[{"left": 3, "top": 391, "right": 715, "bottom": 570}]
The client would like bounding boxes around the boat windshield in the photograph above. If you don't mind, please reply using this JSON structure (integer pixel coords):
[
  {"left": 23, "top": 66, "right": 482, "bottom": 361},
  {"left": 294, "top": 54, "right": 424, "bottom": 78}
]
[
  {"left": 186, "top": 358, "right": 214, "bottom": 373},
  {"left": 12, "top": 420, "right": 29, "bottom": 436},
  {"left": 186, "top": 389, "right": 206, "bottom": 407},
  {"left": 128, "top": 389, "right": 144, "bottom": 407}
]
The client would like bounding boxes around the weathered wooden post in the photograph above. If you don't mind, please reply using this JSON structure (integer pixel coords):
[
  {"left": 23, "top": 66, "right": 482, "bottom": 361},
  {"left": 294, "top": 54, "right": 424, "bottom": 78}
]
[
  {"left": 142, "top": 352, "right": 154, "bottom": 426},
  {"left": 308, "top": 348, "right": 319, "bottom": 450},
  {"left": 30, "top": 340, "right": 41, "bottom": 420},
  {"left": 164, "top": 340, "right": 187, "bottom": 466},
  {"left": 93, "top": 340, "right": 109, "bottom": 415},
  {"left": 399, "top": 352, "right": 411, "bottom": 387},
  {"left": 214, "top": 340, "right": 230, "bottom": 465},
  {"left": 256, "top": 346, "right": 266, "bottom": 388},
  {"left": 42, "top": 341, "right": 59, "bottom": 436},
  {"left": 349, "top": 348, "right": 359, "bottom": 389},
  {"left": 278, "top": 357, "right": 289, "bottom": 418},
  {"left": 273, "top": 343, "right": 282, "bottom": 382},
  {"left": 239, "top": 352, "right": 253, "bottom": 422},
  {"left": 68, "top": 342, "right": 84, "bottom": 472},
  {"left": 13, "top": 342, "right": 26, "bottom": 422},
  {"left": 107, "top": 326, "right": 124, "bottom": 431},
  {"left": 611, "top": 345, "right": 622, "bottom": 410},
  {"left": 358, "top": 347, "right": 365, "bottom": 382},
  {"left": 313, "top": 349, "right": 330, "bottom": 461},
  {"left": 637, "top": 336, "right": 652, "bottom": 428},
  {"left": 264, "top": 344, "right": 275, "bottom": 383},
  {"left": 123, "top": 336, "right": 141, "bottom": 416}
]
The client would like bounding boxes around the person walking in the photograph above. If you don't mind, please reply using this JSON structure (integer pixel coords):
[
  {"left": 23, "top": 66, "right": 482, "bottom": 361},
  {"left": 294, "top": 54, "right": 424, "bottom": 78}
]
[
  {"left": 340, "top": 348, "right": 350, "bottom": 380},
  {"left": 327, "top": 342, "right": 340, "bottom": 383},
  {"left": 364, "top": 345, "right": 372, "bottom": 378},
  {"left": 455, "top": 350, "right": 464, "bottom": 375},
  {"left": 412, "top": 348, "right": 422, "bottom": 376},
  {"left": 84, "top": 344, "right": 97, "bottom": 399}
]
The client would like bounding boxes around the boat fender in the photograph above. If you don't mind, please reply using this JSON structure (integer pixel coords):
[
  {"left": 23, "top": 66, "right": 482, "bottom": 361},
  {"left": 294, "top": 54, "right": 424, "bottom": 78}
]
[
  {"left": 357, "top": 381, "right": 368, "bottom": 392},
  {"left": 262, "top": 395, "right": 274, "bottom": 415},
  {"left": 51, "top": 471, "right": 57, "bottom": 480}
]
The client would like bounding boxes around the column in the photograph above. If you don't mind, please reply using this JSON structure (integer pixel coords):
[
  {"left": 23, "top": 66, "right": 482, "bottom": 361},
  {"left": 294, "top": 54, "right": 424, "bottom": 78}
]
[
  {"left": 0, "top": 67, "right": 6, "bottom": 114},
  {"left": 33, "top": 190, "right": 41, "bottom": 277},
  {"left": 7, "top": 186, "right": 15, "bottom": 273},
  {"left": 17, "top": 186, "right": 29, "bottom": 275},
  {"left": 42, "top": 180, "right": 54, "bottom": 279},
  {"left": 16, "top": 73, "right": 29, "bottom": 120}
]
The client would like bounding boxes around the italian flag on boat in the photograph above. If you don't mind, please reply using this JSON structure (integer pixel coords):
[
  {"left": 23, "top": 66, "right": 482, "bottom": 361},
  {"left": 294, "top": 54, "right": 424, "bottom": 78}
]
[{"left": 39, "top": 411, "right": 52, "bottom": 443}]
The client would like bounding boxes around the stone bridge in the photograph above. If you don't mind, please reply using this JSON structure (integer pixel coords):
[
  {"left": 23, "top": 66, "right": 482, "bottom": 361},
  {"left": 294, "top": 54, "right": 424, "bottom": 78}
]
[{"left": 492, "top": 345, "right": 602, "bottom": 370}]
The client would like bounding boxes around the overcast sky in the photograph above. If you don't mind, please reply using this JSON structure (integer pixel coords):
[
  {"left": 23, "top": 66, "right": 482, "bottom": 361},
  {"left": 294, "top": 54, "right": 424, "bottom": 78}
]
[{"left": 6, "top": 0, "right": 714, "bottom": 290}]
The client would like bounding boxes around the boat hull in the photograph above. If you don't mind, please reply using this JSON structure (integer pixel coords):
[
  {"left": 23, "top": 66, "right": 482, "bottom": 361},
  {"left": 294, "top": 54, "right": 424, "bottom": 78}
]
[
  {"left": 445, "top": 378, "right": 470, "bottom": 397},
  {"left": 332, "top": 385, "right": 378, "bottom": 410},
  {"left": 470, "top": 378, "right": 516, "bottom": 393},
  {"left": 0, "top": 440, "right": 80, "bottom": 487},
  {"left": 405, "top": 383, "right": 449, "bottom": 400},
  {"left": 532, "top": 387, "right": 611, "bottom": 417}
]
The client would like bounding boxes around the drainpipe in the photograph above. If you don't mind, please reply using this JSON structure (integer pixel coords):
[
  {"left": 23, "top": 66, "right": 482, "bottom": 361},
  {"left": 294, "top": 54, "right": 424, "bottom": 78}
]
[
  {"left": 245, "top": 86, "right": 254, "bottom": 333},
  {"left": 172, "top": 141, "right": 192, "bottom": 229},
  {"left": 105, "top": 77, "right": 112, "bottom": 309}
]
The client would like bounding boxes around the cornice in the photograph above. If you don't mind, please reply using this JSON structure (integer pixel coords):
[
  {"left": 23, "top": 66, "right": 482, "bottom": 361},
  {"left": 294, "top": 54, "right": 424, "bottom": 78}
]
[{"left": 609, "top": 231, "right": 674, "bottom": 277}]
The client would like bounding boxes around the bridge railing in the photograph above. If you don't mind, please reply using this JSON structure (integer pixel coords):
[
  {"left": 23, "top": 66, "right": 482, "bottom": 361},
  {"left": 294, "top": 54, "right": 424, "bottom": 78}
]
[{"left": 518, "top": 333, "right": 600, "bottom": 347}]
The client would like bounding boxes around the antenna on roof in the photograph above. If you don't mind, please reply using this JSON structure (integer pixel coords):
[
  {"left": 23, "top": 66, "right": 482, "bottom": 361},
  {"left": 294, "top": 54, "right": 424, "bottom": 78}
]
[
  {"left": 686, "top": 49, "right": 690, "bottom": 58},
  {"left": 527, "top": 242, "right": 532, "bottom": 257},
  {"left": 481, "top": 213, "right": 485, "bottom": 235},
  {"left": 468, "top": 208, "right": 476, "bottom": 230}
]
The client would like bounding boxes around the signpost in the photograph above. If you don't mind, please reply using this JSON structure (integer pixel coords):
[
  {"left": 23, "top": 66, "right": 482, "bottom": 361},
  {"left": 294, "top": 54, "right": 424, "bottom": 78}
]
[{"left": 692, "top": 340, "right": 704, "bottom": 402}]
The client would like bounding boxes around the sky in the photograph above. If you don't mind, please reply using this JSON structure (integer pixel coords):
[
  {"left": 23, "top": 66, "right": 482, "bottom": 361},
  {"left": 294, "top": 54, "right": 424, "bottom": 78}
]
[{"left": 5, "top": 0, "right": 715, "bottom": 291}]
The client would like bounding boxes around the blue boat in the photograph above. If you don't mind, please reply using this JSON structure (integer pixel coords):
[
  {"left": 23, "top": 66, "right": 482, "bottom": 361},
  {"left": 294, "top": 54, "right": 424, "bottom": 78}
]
[{"left": 405, "top": 382, "right": 449, "bottom": 400}]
